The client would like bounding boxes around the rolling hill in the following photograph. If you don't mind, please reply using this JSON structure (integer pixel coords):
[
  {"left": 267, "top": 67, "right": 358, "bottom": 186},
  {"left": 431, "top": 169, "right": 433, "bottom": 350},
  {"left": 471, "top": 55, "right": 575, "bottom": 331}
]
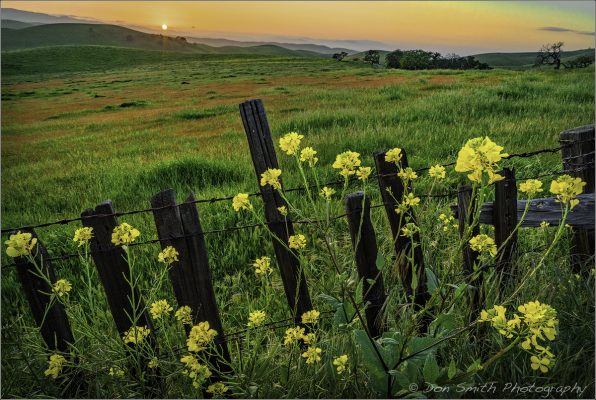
[
  {"left": 473, "top": 48, "right": 595, "bottom": 67},
  {"left": 186, "top": 36, "right": 356, "bottom": 55},
  {"left": 1, "top": 19, "right": 41, "bottom": 29}
]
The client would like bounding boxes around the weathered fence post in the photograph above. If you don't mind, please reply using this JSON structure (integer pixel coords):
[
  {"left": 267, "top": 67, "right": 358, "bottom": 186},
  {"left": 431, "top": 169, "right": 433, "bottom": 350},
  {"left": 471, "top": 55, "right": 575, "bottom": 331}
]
[
  {"left": 373, "top": 149, "right": 429, "bottom": 309},
  {"left": 560, "top": 125, "right": 595, "bottom": 271},
  {"left": 345, "top": 192, "right": 386, "bottom": 338},
  {"left": 150, "top": 189, "right": 231, "bottom": 374},
  {"left": 81, "top": 201, "right": 160, "bottom": 396},
  {"left": 493, "top": 168, "right": 518, "bottom": 272},
  {"left": 239, "top": 99, "right": 312, "bottom": 323}
]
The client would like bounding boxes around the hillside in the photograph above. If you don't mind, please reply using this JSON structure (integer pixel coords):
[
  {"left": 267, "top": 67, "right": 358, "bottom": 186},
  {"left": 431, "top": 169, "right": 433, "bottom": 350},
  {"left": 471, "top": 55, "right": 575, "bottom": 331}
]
[
  {"left": 1, "top": 19, "right": 41, "bottom": 29},
  {"left": 187, "top": 36, "right": 356, "bottom": 55},
  {"left": 474, "top": 48, "right": 595, "bottom": 67}
]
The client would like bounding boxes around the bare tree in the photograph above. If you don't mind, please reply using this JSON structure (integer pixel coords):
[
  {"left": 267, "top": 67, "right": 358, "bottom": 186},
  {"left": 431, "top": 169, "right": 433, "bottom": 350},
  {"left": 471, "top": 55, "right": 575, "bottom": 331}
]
[
  {"left": 332, "top": 51, "right": 348, "bottom": 61},
  {"left": 535, "top": 42, "right": 564, "bottom": 69}
]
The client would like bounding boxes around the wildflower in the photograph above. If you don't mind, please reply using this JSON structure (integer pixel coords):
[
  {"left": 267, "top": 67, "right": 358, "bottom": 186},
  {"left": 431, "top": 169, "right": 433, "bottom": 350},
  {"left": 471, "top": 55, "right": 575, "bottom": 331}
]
[
  {"left": 400, "top": 223, "right": 419, "bottom": 237},
  {"left": 180, "top": 354, "right": 212, "bottom": 388},
  {"left": 301, "top": 332, "right": 316, "bottom": 345},
  {"left": 302, "top": 347, "right": 322, "bottom": 364},
  {"left": 549, "top": 175, "right": 586, "bottom": 209},
  {"left": 455, "top": 137, "right": 508, "bottom": 184},
  {"left": 320, "top": 186, "right": 335, "bottom": 201},
  {"left": 284, "top": 326, "right": 306, "bottom": 346},
  {"left": 73, "top": 227, "right": 93, "bottom": 247},
  {"left": 111, "top": 223, "right": 140, "bottom": 246},
  {"left": 52, "top": 279, "right": 72, "bottom": 297},
  {"left": 300, "top": 146, "right": 318, "bottom": 166},
  {"left": 332, "top": 151, "right": 361, "bottom": 178},
  {"left": 301, "top": 309, "right": 320, "bottom": 324},
  {"left": 519, "top": 179, "right": 543, "bottom": 197},
  {"left": 176, "top": 306, "right": 193, "bottom": 325},
  {"left": 158, "top": 246, "right": 179, "bottom": 265},
  {"left": 540, "top": 221, "right": 550, "bottom": 229},
  {"left": 439, "top": 213, "right": 458, "bottom": 232},
  {"left": 429, "top": 165, "right": 446, "bottom": 179},
  {"left": 356, "top": 166, "right": 372, "bottom": 181},
  {"left": 232, "top": 193, "right": 252, "bottom": 212},
  {"left": 385, "top": 148, "right": 403, "bottom": 164},
  {"left": 109, "top": 367, "right": 125, "bottom": 377},
  {"left": 148, "top": 357, "right": 159, "bottom": 369},
  {"left": 44, "top": 354, "right": 67, "bottom": 379},
  {"left": 397, "top": 167, "right": 417, "bottom": 181},
  {"left": 260, "top": 168, "right": 282, "bottom": 190},
  {"left": 150, "top": 299, "right": 173, "bottom": 320},
  {"left": 517, "top": 301, "right": 558, "bottom": 342},
  {"left": 252, "top": 256, "right": 273, "bottom": 275},
  {"left": 469, "top": 234, "right": 497, "bottom": 257},
  {"left": 248, "top": 310, "right": 267, "bottom": 328},
  {"left": 279, "top": 132, "right": 304, "bottom": 156},
  {"left": 530, "top": 355, "right": 552, "bottom": 373},
  {"left": 289, "top": 234, "right": 306, "bottom": 250},
  {"left": 277, "top": 206, "right": 288, "bottom": 216},
  {"left": 187, "top": 321, "right": 217, "bottom": 352},
  {"left": 122, "top": 326, "right": 150, "bottom": 344},
  {"left": 404, "top": 193, "right": 420, "bottom": 207},
  {"left": 333, "top": 354, "right": 349, "bottom": 375},
  {"left": 207, "top": 382, "right": 229, "bottom": 397},
  {"left": 5, "top": 231, "right": 37, "bottom": 258}
]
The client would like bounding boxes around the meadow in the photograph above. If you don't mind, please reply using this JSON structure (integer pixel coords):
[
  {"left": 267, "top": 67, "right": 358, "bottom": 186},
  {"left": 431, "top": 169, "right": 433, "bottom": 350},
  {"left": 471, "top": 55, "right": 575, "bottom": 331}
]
[{"left": 1, "top": 48, "right": 595, "bottom": 398}]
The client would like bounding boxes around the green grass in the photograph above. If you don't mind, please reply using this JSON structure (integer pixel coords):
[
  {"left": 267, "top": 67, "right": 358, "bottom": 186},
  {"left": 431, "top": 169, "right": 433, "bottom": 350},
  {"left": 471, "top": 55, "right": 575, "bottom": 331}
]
[{"left": 1, "top": 47, "right": 594, "bottom": 398}]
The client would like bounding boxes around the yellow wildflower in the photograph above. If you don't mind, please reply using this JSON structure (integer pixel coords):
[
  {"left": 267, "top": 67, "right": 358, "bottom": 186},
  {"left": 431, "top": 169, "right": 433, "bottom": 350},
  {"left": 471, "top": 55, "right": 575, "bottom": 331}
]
[
  {"left": 109, "top": 367, "right": 125, "bottom": 377},
  {"left": 158, "top": 246, "right": 179, "bottom": 265},
  {"left": 284, "top": 326, "right": 306, "bottom": 346},
  {"left": 302, "top": 347, "right": 322, "bottom": 364},
  {"left": 187, "top": 321, "right": 217, "bottom": 352},
  {"left": 356, "top": 166, "right": 372, "bottom": 181},
  {"left": 289, "top": 234, "right": 306, "bottom": 250},
  {"left": 148, "top": 357, "right": 159, "bottom": 369},
  {"left": 277, "top": 206, "right": 288, "bottom": 216},
  {"left": 549, "top": 175, "right": 585, "bottom": 209},
  {"left": 333, "top": 354, "right": 349, "bottom": 374},
  {"left": 248, "top": 310, "right": 267, "bottom": 328},
  {"left": 429, "top": 165, "right": 446, "bottom": 179},
  {"left": 385, "top": 148, "right": 403, "bottom": 164},
  {"left": 332, "top": 151, "right": 361, "bottom": 178},
  {"left": 122, "top": 326, "right": 150, "bottom": 344},
  {"left": 73, "top": 227, "right": 93, "bottom": 247},
  {"left": 301, "top": 309, "right": 320, "bottom": 324},
  {"left": 469, "top": 234, "right": 497, "bottom": 257},
  {"left": 207, "top": 382, "right": 229, "bottom": 397},
  {"left": 397, "top": 167, "right": 418, "bottom": 181},
  {"left": 260, "top": 168, "right": 282, "bottom": 190},
  {"left": 400, "top": 223, "right": 419, "bottom": 237},
  {"left": 176, "top": 306, "right": 193, "bottom": 325},
  {"left": 52, "top": 279, "right": 72, "bottom": 297},
  {"left": 279, "top": 132, "right": 304, "bottom": 156},
  {"left": 252, "top": 256, "right": 273, "bottom": 275},
  {"left": 320, "top": 186, "right": 335, "bottom": 201},
  {"left": 439, "top": 213, "right": 458, "bottom": 232},
  {"left": 519, "top": 179, "right": 543, "bottom": 197},
  {"left": 5, "top": 231, "right": 37, "bottom": 258},
  {"left": 111, "top": 223, "right": 140, "bottom": 246},
  {"left": 150, "top": 299, "right": 173, "bottom": 320},
  {"left": 180, "top": 354, "right": 212, "bottom": 388},
  {"left": 530, "top": 355, "right": 552, "bottom": 373},
  {"left": 232, "top": 193, "right": 252, "bottom": 212},
  {"left": 539, "top": 221, "right": 550, "bottom": 229},
  {"left": 300, "top": 146, "right": 318, "bottom": 166},
  {"left": 455, "top": 137, "right": 508, "bottom": 183},
  {"left": 302, "top": 332, "right": 316, "bottom": 345},
  {"left": 44, "top": 354, "right": 67, "bottom": 379}
]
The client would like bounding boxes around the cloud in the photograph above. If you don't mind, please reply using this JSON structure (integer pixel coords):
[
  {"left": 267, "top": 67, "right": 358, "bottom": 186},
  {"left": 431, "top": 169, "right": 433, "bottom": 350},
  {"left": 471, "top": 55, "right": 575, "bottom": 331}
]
[{"left": 539, "top": 26, "right": 595, "bottom": 36}]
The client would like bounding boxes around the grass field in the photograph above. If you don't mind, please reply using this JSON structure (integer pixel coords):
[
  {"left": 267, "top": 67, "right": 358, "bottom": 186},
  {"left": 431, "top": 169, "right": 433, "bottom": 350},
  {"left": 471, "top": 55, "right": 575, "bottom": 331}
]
[{"left": 1, "top": 48, "right": 594, "bottom": 398}]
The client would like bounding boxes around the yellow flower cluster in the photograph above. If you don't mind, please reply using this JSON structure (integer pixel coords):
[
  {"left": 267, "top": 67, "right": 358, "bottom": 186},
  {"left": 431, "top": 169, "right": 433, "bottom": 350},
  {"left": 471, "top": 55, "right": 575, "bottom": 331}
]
[
  {"left": 187, "top": 321, "right": 218, "bottom": 352},
  {"left": 176, "top": 306, "right": 193, "bottom": 325},
  {"left": 469, "top": 234, "right": 497, "bottom": 257},
  {"left": 439, "top": 213, "right": 458, "bottom": 232},
  {"left": 44, "top": 354, "right": 67, "bottom": 379},
  {"left": 283, "top": 326, "right": 308, "bottom": 346},
  {"left": 397, "top": 167, "right": 417, "bottom": 181},
  {"left": 150, "top": 299, "right": 173, "bottom": 320},
  {"left": 279, "top": 132, "right": 304, "bottom": 156},
  {"left": 248, "top": 310, "right": 267, "bottom": 328},
  {"left": 277, "top": 205, "right": 288, "bottom": 216},
  {"left": 158, "top": 246, "right": 179, "bottom": 265},
  {"left": 519, "top": 179, "right": 543, "bottom": 197},
  {"left": 73, "top": 227, "right": 93, "bottom": 247},
  {"left": 400, "top": 223, "right": 419, "bottom": 237},
  {"left": 111, "top": 223, "right": 140, "bottom": 246},
  {"left": 302, "top": 346, "right": 322, "bottom": 364},
  {"left": 301, "top": 309, "right": 320, "bottom": 324},
  {"left": 252, "top": 256, "right": 273, "bottom": 275},
  {"left": 109, "top": 367, "right": 125, "bottom": 377},
  {"left": 455, "top": 137, "right": 508, "bottom": 184},
  {"left": 385, "top": 148, "right": 403, "bottom": 164},
  {"left": 480, "top": 301, "right": 558, "bottom": 373},
  {"left": 356, "top": 166, "right": 372, "bottom": 181},
  {"left": 395, "top": 193, "right": 421, "bottom": 214},
  {"left": 5, "top": 231, "right": 37, "bottom": 258},
  {"left": 207, "top": 382, "right": 229, "bottom": 397},
  {"left": 289, "top": 234, "right": 306, "bottom": 250},
  {"left": 549, "top": 175, "right": 586, "bottom": 209},
  {"left": 232, "top": 193, "right": 253, "bottom": 212},
  {"left": 260, "top": 168, "right": 282, "bottom": 190},
  {"left": 333, "top": 354, "right": 349, "bottom": 375},
  {"left": 320, "top": 186, "right": 335, "bottom": 201},
  {"left": 52, "top": 279, "right": 72, "bottom": 297},
  {"left": 180, "top": 354, "right": 212, "bottom": 388},
  {"left": 332, "top": 151, "right": 362, "bottom": 178},
  {"left": 122, "top": 326, "right": 150, "bottom": 344},
  {"left": 429, "top": 165, "right": 446, "bottom": 179},
  {"left": 300, "top": 147, "right": 318, "bottom": 166},
  {"left": 148, "top": 357, "right": 159, "bottom": 369}
]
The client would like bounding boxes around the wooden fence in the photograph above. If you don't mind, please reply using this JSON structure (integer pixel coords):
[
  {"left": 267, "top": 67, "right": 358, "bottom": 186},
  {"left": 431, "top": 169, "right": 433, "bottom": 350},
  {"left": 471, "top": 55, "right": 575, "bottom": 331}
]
[{"left": 3, "top": 99, "right": 594, "bottom": 395}]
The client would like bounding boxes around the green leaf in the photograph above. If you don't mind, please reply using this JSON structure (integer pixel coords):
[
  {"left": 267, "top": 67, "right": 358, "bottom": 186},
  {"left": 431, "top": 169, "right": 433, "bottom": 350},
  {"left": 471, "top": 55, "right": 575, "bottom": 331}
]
[
  {"left": 317, "top": 293, "right": 341, "bottom": 308},
  {"left": 466, "top": 358, "right": 482, "bottom": 373},
  {"left": 411, "top": 266, "right": 418, "bottom": 291},
  {"left": 423, "top": 353, "right": 440, "bottom": 384},
  {"left": 376, "top": 253, "right": 385, "bottom": 270},
  {"left": 429, "top": 311, "right": 458, "bottom": 337},
  {"left": 354, "top": 330, "right": 388, "bottom": 394},
  {"left": 425, "top": 268, "right": 439, "bottom": 295},
  {"left": 447, "top": 359, "right": 457, "bottom": 380},
  {"left": 355, "top": 278, "right": 364, "bottom": 306}
]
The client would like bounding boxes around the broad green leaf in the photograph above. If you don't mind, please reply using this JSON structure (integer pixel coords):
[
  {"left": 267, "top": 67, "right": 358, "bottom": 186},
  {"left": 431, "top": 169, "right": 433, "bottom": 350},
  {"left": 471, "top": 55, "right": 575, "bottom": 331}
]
[
  {"left": 376, "top": 253, "right": 385, "bottom": 270},
  {"left": 354, "top": 330, "right": 389, "bottom": 394},
  {"left": 423, "top": 353, "right": 440, "bottom": 384},
  {"left": 447, "top": 359, "right": 457, "bottom": 379},
  {"left": 425, "top": 268, "right": 439, "bottom": 295}
]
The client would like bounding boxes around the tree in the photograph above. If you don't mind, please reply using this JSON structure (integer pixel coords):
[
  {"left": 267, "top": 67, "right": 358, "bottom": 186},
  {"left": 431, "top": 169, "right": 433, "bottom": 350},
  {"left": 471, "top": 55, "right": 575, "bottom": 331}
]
[
  {"left": 535, "top": 42, "right": 564, "bottom": 69},
  {"left": 332, "top": 51, "right": 348, "bottom": 61},
  {"left": 385, "top": 50, "right": 403, "bottom": 68},
  {"left": 564, "top": 54, "right": 594, "bottom": 69},
  {"left": 364, "top": 50, "right": 380, "bottom": 65}
]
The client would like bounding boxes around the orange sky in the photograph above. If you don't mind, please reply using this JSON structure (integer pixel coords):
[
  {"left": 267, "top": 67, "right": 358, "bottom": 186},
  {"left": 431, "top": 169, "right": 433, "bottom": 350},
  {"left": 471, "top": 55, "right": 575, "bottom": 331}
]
[{"left": 3, "top": 1, "right": 594, "bottom": 53}]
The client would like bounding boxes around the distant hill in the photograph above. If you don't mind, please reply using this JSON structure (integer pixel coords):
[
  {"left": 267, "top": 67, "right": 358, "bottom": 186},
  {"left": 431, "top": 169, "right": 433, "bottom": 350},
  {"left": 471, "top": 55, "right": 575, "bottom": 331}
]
[
  {"left": 187, "top": 36, "right": 356, "bottom": 55},
  {"left": 1, "top": 19, "right": 41, "bottom": 29},
  {"left": 0, "top": 7, "right": 98, "bottom": 24},
  {"left": 473, "top": 49, "right": 595, "bottom": 67},
  {"left": 345, "top": 50, "right": 391, "bottom": 63}
]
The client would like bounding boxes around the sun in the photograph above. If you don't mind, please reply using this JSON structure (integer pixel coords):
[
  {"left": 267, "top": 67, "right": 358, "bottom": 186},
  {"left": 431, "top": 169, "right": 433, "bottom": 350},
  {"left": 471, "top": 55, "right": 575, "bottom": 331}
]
[{"left": 161, "top": 24, "right": 168, "bottom": 30}]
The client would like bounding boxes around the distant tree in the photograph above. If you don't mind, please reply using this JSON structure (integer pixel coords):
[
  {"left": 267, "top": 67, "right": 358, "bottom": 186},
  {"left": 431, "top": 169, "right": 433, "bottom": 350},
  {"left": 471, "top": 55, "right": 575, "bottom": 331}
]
[
  {"left": 399, "top": 50, "right": 434, "bottom": 70},
  {"left": 385, "top": 49, "right": 403, "bottom": 68},
  {"left": 176, "top": 36, "right": 187, "bottom": 42},
  {"left": 564, "top": 54, "right": 595, "bottom": 69},
  {"left": 364, "top": 50, "right": 380, "bottom": 65},
  {"left": 535, "top": 42, "right": 564, "bottom": 69},
  {"left": 352, "top": 57, "right": 360, "bottom": 61},
  {"left": 385, "top": 48, "right": 490, "bottom": 70},
  {"left": 332, "top": 51, "right": 349, "bottom": 61}
]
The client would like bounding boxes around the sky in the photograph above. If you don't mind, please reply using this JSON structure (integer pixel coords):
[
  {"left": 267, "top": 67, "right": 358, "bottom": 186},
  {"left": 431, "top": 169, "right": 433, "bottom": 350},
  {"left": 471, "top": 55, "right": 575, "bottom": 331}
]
[{"left": 3, "top": 1, "right": 595, "bottom": 54}]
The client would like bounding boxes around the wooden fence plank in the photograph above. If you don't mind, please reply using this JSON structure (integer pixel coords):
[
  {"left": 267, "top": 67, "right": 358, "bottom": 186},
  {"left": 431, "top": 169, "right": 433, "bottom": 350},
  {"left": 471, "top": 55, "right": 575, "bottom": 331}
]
[
  {"left": 239, "top": 99, "right": 312, "bottom": 322},
  {"left": 493, "top": 168, "right": 518, "bottom": 271},
  {"left": 345, "top": 192, "right": 386, "bottom": 338}
]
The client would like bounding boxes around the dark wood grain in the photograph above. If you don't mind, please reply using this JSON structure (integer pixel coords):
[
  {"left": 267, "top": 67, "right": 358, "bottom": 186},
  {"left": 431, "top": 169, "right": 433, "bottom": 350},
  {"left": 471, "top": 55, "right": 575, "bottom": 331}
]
[{"left": 493, "top": 168, "right": 518, "bottom": 271}]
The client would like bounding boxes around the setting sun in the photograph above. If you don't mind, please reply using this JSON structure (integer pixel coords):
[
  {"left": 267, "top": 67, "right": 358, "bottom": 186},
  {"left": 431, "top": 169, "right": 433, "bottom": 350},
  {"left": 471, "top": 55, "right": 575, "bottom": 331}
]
[{"left": 161, "top": 23, "right": 167, "bottom": 30}]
